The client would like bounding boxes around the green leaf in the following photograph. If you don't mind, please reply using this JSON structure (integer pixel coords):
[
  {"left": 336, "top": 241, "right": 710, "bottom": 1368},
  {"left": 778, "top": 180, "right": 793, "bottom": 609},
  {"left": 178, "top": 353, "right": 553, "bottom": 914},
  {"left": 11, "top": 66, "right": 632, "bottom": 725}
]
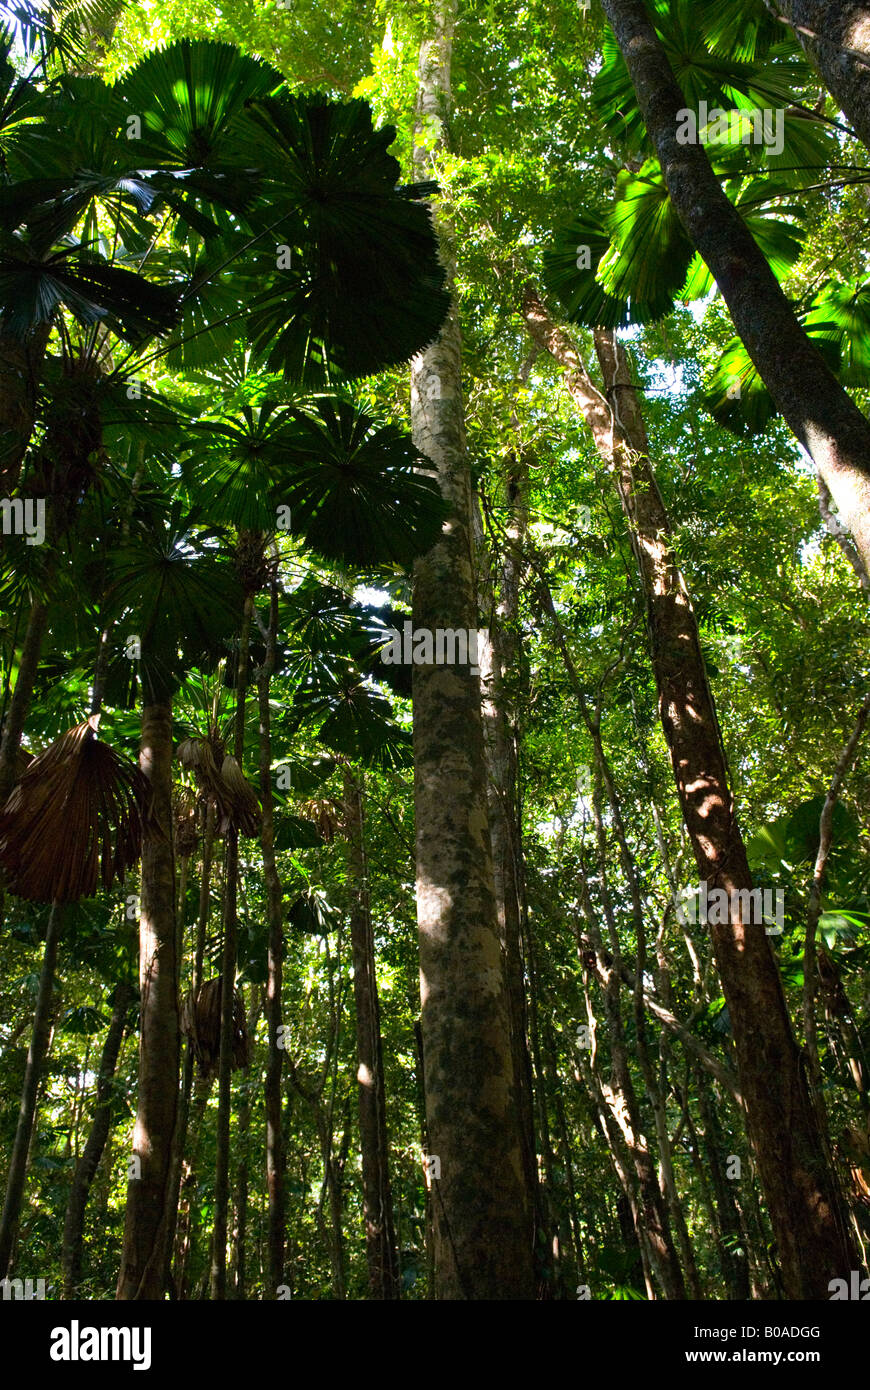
[
  {"left": 240, "top": 95, "right": 450, "bottom": 381},
  {"left": 804, "top": 282, "right": 870, "bottom": 388},
  {"left": 276, "top": 398, "right": 447, "bottom": 568},
  {"left": 60, "top": 1004, "right": 109, "bottom": 1035},
  {"left": 114, "top": 39, "right": 284, "bottom": 171}
]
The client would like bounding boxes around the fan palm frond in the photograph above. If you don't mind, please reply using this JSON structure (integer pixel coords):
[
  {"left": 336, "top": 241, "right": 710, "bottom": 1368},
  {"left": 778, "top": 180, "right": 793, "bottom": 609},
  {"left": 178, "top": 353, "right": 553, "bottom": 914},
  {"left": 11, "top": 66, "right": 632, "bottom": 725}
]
[
  {"left": 0, "top": 716, "right": 149, "bottom": 900},
  {"left": 180, "top": 975, "right": 249, "bottom": 1077}
]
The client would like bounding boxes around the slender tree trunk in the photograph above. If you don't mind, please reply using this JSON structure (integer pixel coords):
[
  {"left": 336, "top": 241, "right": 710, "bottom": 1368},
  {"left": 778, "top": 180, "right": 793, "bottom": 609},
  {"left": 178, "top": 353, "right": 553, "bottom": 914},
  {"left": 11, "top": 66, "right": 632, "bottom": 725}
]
[
  {"left": 62, "top": 981, "right": 132, "bottom": 1297},
  {"left": 164, "top": 801, "right": 216, "bottom": 1294},
  {"left": 211, "top": 591, "right": 254, "bottom": 1299},
  {"left": 409, "top": 0, "right": 534, "bottom": 1299},
  {"left": 314, "top": 1099, "right": 349, "bottom": 1300},
  {"left": 231, "top": 992, "right": 261, "bottom": 1300},
  {"left": 0, "top": 599, "right": 48, "bottom": 805},
  {"left": 343, "top": 766, "right": 400, "bottom": 1299},
  {"left": 600, "top": 0, "right": 870, "bottom": 581},
  {"left": 526, "top": 922, "right": 563, "bottom": 1297},
  {"left": 776, "top": 1, "right": 870, "bottom": 153},
  {"left": 579, "top": 848, "right": 687, "bottom": 1299},
  {"left": 696, "top": 1071, "right": 752, "bottom": 1300},
  {"left": 524, "top": 289, "right": 857, "bottom": 1298},
  {"left": 257, "top": 581, "right": 286, "bottom": 1299},
  {"left": 577, "top": 1034, "right": 656, "bottom": 1298},
  {"left": 117, "top": 699, "right": 179, "bottom": 1300},
  {"left": 0, "top": 325, "right": 49, "bottom": 490},
  {"left": 475, "top": 448, "right": 541, "bottom": 1260},
  {"left": 0, "top": 900, "right": 63, "bottom": 1277}
]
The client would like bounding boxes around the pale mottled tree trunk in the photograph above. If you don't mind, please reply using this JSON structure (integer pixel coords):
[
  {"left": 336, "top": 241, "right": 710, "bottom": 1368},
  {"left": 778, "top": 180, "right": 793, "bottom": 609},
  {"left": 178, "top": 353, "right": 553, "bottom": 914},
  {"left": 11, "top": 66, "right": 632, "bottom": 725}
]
[
  {"left": 410, "top": 0, "right": 534, "bottom": 1298},
  {"left": 117, "top": 700, "right": 179, "bottom": 1300}
]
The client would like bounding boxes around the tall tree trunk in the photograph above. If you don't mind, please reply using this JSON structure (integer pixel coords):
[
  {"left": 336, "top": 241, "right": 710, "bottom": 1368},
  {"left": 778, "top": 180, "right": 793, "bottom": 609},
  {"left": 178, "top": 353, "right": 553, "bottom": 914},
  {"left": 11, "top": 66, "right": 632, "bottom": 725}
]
[
  {"left": 776, "top": 0, "right": 870, "bottom": 152},
  {"left": 343, "top": 766, "right": 400, "bottom": 1299},
  {"left": 257, "top": 581, "right": 286, "bottom": 1299},
  {"left": 163, "top": 801, "right": 216, "bottom": 1295},
  {"left": 231, "top": 991, "right": 261, "bottom": 1300},
  {"left": 62, "top": 981, "right": 132, "bottom": 1297},
  {"left": 0, "top": 900, "right": 63, "bottom": 1277},
  {"left": 211, "top": 590, "right": 254, "bottom": 1299},
  {"left": 600, "top": 0, "right": 870, "bottom": 581},
  {"left": 523, "top": 291, "right": 857, "bottom": 1297},
  {"left": 117, "top": 699, "right": 179, "bottom": 1300},
  {"left": 475, "top": 445, "right": 541, "bottom": 1261},
  {"left": 409, "top": 0, "right": 534, "bottom": 1299}
]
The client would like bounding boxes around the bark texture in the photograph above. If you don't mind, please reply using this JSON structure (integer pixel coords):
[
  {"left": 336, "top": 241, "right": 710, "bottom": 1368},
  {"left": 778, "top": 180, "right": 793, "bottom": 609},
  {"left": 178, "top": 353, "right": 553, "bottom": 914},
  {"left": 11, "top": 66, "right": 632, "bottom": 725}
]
[
  {"left": 211, "top": 589, "right": 253, "bottom": 1299},
  {"left": 117, "top": 700, "right": 179, "bottom": 1300},
  {"left": 776, "top": 0, "right": 870, "bottom": 152},
  {"left": 410, "top": 0, "right": 534, "bottom": 1299}
]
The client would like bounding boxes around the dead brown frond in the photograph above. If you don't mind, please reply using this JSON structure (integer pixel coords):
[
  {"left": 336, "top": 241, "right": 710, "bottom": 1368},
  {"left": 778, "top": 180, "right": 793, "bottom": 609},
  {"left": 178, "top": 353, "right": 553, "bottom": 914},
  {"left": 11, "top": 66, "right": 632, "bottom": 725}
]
[
  {"left": 173, "top": 785, "right": 199, "bottom": 857},
  {"left": 180, "top": 976, "right": 250, "bottom": 1078},
  {"left": 176, "top": 734, "right": 261, "bottom": 838},
  {"left": 0, "top": 718, "right": 150, "bottom": 902},
  {"left": 299, "top": 798, "right": 342, "bottom": 844}
]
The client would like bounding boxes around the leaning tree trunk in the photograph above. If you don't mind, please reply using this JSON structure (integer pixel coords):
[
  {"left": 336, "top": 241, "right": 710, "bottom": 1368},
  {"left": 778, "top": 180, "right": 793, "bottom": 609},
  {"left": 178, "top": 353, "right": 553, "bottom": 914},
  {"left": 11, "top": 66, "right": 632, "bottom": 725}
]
[
  {"left": 343, "top": 766, "right": 400, "bottom": 1299},
  {"left": 522, "top": 289, "right": 856, "bottom": 1298},
  {"left": 0, "top": 900, "right": 63, "bottom": 1278},
  {"left": 600, "top": 0, "right": 870, "bottom": 585},
  {"left": 62, "top": 980, "right": 132, "bottom": 1297},
  {"left": 117, "top": 699, "right": 180, "bottom": 1300},
  {"left": 409, "top": 0, "right": 535, "bottom": 1299},
  {"left": 776, "top": 1, "right": 870, "bottom": 154}
]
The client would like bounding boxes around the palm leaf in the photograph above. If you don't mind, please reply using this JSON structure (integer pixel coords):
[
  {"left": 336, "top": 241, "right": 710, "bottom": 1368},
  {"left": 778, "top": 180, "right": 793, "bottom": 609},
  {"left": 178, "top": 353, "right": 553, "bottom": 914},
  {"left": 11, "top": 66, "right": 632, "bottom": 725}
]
[
  {"left": 804, "top": 281, "right": 870, "bottom": 387},
  {"left": 0, "top": 717, "right": 150, "bottom": 902},
  {"left": 239, "top": 94, "right": 450, "bottom": 381},
  {"left": 114, "top": 39, "right": 284, "bottom": 171},
  {"left": 275, "top": 398, "right": 447, "bottom": 567}
]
